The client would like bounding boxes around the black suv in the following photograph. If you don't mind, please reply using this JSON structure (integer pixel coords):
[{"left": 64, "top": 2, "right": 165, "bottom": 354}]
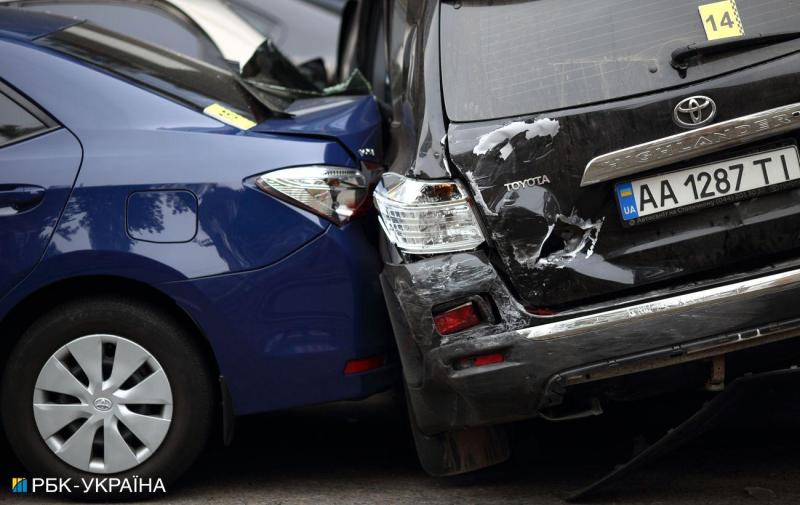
[{"left": 341, "top": 0, "right": 800, "bottom": 476}]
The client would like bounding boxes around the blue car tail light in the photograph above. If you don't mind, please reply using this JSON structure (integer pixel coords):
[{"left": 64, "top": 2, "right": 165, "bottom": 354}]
[{"left": 256, "top": 165, "right": 369, "bottom": 225}]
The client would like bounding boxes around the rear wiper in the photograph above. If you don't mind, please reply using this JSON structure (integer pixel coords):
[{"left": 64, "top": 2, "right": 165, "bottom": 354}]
[{"left": 671, "top": 31, "right": 800, "bottom": 74}]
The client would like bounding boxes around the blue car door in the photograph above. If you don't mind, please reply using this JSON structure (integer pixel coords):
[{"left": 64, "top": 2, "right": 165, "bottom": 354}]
[{"left": 0, "top": 82, "right": 82, "bottom": 296}]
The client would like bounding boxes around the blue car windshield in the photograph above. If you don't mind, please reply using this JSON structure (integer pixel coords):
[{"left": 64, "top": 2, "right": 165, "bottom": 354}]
[{"left": 38, "top": 22, "right": 271, "bottom": 122}]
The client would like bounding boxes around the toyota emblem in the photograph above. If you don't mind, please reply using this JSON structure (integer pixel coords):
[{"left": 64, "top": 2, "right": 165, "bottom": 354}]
[
  {"left": 674, "top": 96, "right": 717, "bottom": 128},
  {"left": 93, "top": 397, "right": 113, "bottom": 412}
]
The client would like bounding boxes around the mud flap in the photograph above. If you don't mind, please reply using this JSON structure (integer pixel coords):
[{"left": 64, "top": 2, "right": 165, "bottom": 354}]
[
  {"left": 568, "top": 367, "right": 800, "bottom": 501},
  {"left": 411, "top": 423, "right": 511, "bottom": 477},
  {"left": 405, "top": 386, "right": 510, "bottom": 476}
]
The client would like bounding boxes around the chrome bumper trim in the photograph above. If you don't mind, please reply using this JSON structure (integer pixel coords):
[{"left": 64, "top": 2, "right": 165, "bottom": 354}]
[
  {"left": 520, "top": 268, "right": 800, "bottom": 341},
  {"left": 581, "top": 103, "right": 800, "bottom": 187}
]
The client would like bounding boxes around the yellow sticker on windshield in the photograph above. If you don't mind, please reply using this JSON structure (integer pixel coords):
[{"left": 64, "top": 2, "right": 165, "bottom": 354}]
[
  {"left": 699, "top": 0, "right": 744, "bottom": 41},
  {"left": 203, "top": 103, "right": 256, "bottom": 130}
]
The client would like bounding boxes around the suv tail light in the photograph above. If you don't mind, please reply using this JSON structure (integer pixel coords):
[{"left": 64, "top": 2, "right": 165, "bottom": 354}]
[
  {"left": 373, "top": 173, "right": 485, "bottom": 254},
  {"left": 256, "top": 165, "right": 368, "bottom": 225}
]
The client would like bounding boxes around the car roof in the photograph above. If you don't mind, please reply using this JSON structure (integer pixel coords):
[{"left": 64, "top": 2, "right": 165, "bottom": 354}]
[{"left": 0, "top": 7, "right": 78, "bottom": 40}]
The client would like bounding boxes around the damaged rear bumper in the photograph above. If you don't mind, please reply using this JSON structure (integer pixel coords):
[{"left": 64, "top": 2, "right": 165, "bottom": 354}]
[{"left": 382, "top": 251, "right": 800, "bottom": 434}]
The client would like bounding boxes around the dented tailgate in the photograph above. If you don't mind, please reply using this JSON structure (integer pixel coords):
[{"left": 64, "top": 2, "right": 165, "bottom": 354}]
[
  {"left": 447, "top": 53, "right": 800, "bottom": 309},
  {"left": 442, "top": 0, "right": 800, "bottom": 310},
  {"left": 441, "top": 0, "right": 800, "bottom": 313}
]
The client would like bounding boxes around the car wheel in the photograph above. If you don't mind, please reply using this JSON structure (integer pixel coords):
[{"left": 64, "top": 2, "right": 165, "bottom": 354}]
[{"left": 1, "top": 296, "right": 214, "bottom": 498}]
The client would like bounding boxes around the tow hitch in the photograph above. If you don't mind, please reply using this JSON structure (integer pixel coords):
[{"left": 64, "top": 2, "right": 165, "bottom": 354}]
[{"left": 568, "top": 366, "right": 800, "bottom": 501}]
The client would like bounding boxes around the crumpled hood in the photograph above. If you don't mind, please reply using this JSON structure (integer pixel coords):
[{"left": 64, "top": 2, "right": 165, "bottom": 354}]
[{"left": 252, "top": 95, "right": 383, "bottom": 163}]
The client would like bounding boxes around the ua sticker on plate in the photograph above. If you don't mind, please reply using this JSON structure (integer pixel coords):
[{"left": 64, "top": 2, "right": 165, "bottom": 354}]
[
  {"left": 203, "top": 103, "right": 256, "bottom": 130},
  {"left": 698, "top": 0, "right": 744, "bottom": 41},
  {"left": 615, "top": 182, "right": 639, "bottom": 221}
]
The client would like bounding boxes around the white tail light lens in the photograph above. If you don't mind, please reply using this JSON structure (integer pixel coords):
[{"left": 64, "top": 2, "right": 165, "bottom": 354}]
[
  {"left": 374, "top": 174, "right": 485, "bottom": 254},
  {"left": 256, "top": 166, "right": 368, "bottom": 225}
]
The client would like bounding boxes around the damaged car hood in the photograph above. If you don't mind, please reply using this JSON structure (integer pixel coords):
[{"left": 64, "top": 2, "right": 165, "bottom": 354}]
[{"left": 252, "top": 95, "right": 382, "bottom": 162}]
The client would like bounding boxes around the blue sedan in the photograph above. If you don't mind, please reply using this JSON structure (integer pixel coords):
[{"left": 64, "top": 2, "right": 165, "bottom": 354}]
[{"left": 0, "top": 9, "right": 393, "bottom": 492}]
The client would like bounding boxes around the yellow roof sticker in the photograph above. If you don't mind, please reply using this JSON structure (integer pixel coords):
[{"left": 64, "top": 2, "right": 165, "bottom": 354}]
[
  {"left": 699, "top": 0, "right": 745, "bottom": 41},
  {"left": 203, "top": 103, "right": 256, "bottom": 130}
]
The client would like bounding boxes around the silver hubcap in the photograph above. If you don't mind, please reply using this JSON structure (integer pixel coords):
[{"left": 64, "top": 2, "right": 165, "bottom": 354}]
[{"left": 32, "top": 334, "right": 173, "bottom": 474}]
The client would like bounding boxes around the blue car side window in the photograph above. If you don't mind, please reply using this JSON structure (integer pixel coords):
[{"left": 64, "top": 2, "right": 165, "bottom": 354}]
[{"left": 0, "top": 91, "right": 47, "bottom": 148}]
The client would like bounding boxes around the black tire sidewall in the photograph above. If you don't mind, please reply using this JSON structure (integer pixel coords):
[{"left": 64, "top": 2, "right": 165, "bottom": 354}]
[{"left": 1, "top": 296, "right": 214, "bottom": 497}]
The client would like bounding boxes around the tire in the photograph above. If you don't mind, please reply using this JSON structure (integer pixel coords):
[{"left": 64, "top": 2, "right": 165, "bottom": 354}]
[{"left": 1, "top": 296, "right": 214, "bottom": 500}]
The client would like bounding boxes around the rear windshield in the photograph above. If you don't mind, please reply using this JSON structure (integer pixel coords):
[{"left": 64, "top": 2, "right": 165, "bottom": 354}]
[
  {"left": 441, "top": 0, "right": 800, "bottom": 122},
  {"left": 38, "top": 23, "right": 269, "bottom": 122}
]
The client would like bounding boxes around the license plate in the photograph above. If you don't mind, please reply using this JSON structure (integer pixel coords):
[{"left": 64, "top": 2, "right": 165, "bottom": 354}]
[{"left": 615, "top": 146, "right": 800, "bottom": 226}]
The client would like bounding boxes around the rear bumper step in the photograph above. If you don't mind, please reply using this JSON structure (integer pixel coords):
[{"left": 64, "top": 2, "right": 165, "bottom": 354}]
[
  {"left": 520, "top": 267, "right": 800, "bottom": 342},
  {"left": 542, "top": 317, "right": 800, "bottom": 408}
]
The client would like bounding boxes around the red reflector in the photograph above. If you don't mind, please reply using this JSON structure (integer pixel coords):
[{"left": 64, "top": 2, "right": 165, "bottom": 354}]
[
  {"left": 473, "top": 353, "right": 505, "bottom": 366},
  {"left": 433, "top": 302, "right": 482, "bottom": 335},
  {"left": 457, "top": 352, "right": 505, "bottom": 370},
  {"left": 531, "top": 307, "right": 559, "bottom": 316},
  {"left": 344, "top": 355, "right": 386, "bottom": 375}
]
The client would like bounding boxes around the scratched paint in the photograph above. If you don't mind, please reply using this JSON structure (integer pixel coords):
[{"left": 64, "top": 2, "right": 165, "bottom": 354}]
[{"left": 472, "top": 118, "right": 560, "bottom": 160}]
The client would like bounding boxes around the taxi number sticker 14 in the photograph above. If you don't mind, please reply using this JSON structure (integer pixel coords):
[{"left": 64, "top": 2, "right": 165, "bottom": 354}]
[{"left": 698, "top": 0, "right": 744, "bottom": 41}]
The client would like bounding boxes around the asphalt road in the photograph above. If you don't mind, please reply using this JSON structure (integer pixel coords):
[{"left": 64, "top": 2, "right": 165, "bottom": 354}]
[{"left": 2, "top": 387, "right": 800, "bottom": 505}]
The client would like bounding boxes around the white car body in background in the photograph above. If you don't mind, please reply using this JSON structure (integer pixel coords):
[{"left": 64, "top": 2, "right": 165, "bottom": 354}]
[{"left": 0, "top": 0, "right": 343, "bottom": 74}]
